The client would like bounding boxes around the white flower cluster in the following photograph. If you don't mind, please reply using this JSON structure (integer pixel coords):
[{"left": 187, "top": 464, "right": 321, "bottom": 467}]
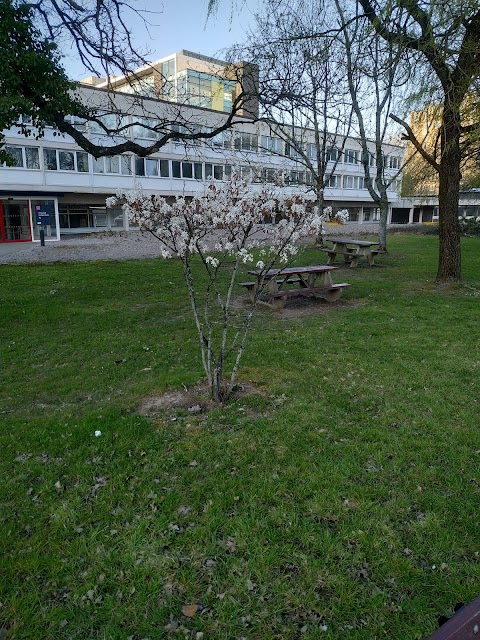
[
  {"left": 107, "top": 174, "right": 319, "bottom": 265},
  {"left": 323, "top": 206, "right": 349, "bottom": 224},
  {"left": 205, "top": 256, "right": 220, "bottom": 268}
]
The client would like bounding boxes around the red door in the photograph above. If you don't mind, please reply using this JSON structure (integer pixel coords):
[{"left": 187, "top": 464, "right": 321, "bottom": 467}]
[{"left": 0, "top": 200, "right": 32, "bottom": 242}]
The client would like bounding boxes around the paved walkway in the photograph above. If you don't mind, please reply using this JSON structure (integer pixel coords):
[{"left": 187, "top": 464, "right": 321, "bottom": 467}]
[{"left": 0, "top": 225, "right": 384, "bottom": 265}]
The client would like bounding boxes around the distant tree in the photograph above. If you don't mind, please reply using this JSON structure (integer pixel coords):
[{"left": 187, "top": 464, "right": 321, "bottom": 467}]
[
  {"left": 236, "top": 0, "right": 353, "bottom": 237},
  {"left": 0, "top": 0, "right": 254, "bottom": 161},
  {"left": 335, "top": 0, "right": 408, "bottom": 251}
]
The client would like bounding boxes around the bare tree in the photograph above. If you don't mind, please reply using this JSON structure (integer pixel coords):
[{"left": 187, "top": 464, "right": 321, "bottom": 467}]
[
  {"left": 234, "top": 0, "right": 353, "bottom": 231},
  {"left": 335, "top": 0, "right": 409, "bottom": 251}
]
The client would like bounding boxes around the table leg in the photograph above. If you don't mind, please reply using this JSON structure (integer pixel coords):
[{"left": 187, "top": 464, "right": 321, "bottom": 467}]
[
  {"left": 350, "top": 250, "right": 360, "bottom": 268},
  {"left": 323, "top": 288, "right": 342, "bottom": 302},
  {"left": 321, "top": 271, "right": 334, "bottom": 286}
]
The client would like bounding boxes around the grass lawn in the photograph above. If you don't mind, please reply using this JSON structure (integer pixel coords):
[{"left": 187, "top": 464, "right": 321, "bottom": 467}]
[{"left": 1, "top": 234, "right": 480, "bottom": 639}]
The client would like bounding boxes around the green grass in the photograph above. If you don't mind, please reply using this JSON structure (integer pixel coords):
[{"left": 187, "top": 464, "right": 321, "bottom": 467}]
[{"left": 1, "top": 234, "right": 480, "bottom": 639}]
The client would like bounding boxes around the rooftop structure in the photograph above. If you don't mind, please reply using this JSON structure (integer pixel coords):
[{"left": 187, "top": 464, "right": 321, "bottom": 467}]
[{"left": 82, "top": 50, "right": 259, "bottom": 119}]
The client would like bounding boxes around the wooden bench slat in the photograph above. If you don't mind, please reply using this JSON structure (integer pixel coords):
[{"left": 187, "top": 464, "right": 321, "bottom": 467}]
[
  {"left": 239, "top": 277, "right": 302, "bottom": 289},
  {"left": 269, "top": 283, "right": 350, "bottom": 298},
  {"left": 321, "top": 248, "right": 355, "bottom": 257}
]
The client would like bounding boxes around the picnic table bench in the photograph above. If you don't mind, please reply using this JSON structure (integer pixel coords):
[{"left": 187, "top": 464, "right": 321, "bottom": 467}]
[
  {"left": 320, "top": 236, "right": 380, "bottom": 267},
  {"left": 424, "top": 596, "right": 480, "bottom": 639},
  {"left": 240, "top": 265, "right": 350, "bottom": 310}
]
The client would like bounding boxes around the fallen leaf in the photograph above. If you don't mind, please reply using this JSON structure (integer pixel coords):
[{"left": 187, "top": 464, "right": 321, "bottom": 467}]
[{"left": 182, "top": 604, "right": 201, "bottom": 617}]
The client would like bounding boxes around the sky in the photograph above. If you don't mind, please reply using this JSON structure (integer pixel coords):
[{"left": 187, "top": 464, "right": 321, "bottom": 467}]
[{"left": 60, "top": 0, "right": 262, "bottom": 81}]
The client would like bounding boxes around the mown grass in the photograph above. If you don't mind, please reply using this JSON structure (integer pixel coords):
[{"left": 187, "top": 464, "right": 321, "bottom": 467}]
[{"left": 1, "top": 234, "right": 479, "bottom": 640}]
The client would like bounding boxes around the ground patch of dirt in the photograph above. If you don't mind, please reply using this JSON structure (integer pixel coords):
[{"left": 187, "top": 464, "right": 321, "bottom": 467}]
[{"left": 137, "top": 381, "right": 266, "bottom": 418}]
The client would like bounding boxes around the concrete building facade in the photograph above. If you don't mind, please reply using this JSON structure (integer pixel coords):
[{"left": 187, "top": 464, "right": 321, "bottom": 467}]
[{"left": 0, "top": 51, "right": 405, "bottom": 243}]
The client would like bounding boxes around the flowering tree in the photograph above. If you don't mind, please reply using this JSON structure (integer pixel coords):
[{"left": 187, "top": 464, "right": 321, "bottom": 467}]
[{"left": 108, "top": 175, "right": 322, "bottom": 402}]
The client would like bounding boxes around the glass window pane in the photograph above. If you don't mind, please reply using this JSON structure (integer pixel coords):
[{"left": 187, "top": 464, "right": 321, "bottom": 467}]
[
  {"left": 76, "top": 151, "right": 89, "bottom": 172},
  {"left": 172, "top": 161, "right": 181, "bottom": 178},
  {"left": 224, "top": 165, "right": 232, "bottom": 179},
  {"left": 145, "top": 158, "right": 158, "bottom": 176},
  {"left": 194, "top": 163, "right": 203, "bottom": 179},
  {"left": 134, "top": 156, "right": 145, "bottom": 176},
  {"left": 159, "top": 159, "right": 169, "bottom": 177},
  {"left": 105, "top": 156, "right": 120, "bottom": 173},
  {"left": 205, "top": 163, "right": 213, "bottom": 178},
  {"left": 25, "top": 147, "right": 39, "bottom": 169},
  {"left": 4, "top": 147, "right": 23, "bottom": 167},
  {"left": 121, "top": 155, "right": 132, "bottom": 175},
  {"left": 182, "top": 162, "right": 193, "bottom": 178},
  {"left": 214, "top": 165, "right": 223, "bottom": 180},
  {"left": 93, "top": 157, "right": 104, "bottom": 173},
  {"left": 59, "top": 151, "right": 75, "bottom": 171},
  {"left": 43, "top": 149, "right": 57, "bottom": 170}
]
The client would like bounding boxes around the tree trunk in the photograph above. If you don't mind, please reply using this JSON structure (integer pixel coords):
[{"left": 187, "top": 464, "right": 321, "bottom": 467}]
[
  {"left": 436, "top": 107, "right": 462, "bottom": 283},
  {"left": 377, "top": 200, "right": 389, "bottom": 252}
]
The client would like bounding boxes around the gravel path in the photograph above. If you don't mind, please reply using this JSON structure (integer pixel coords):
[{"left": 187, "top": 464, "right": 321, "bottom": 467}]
[{"left": 0, "top": 224, "right": 384, "bottom": 264}]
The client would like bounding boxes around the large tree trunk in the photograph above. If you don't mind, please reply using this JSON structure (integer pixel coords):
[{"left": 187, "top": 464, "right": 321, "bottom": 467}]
[{"left": 436, "top": 106, "right": 462, "bottom": 283}]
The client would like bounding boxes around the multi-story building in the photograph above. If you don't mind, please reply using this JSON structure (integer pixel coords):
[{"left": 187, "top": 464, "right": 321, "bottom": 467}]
[{"left": 0, "top": 51, "right": 405, "bottom": 243}]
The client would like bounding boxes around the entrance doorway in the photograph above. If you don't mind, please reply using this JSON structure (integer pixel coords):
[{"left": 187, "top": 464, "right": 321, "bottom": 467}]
[{"left": 0, "top": 200, "right": 32, "bottom": 242}]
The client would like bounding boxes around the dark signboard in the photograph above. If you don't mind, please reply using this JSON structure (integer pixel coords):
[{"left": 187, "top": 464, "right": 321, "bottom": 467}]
[{"left": 35, "top": 205, "right": 52, "bottom": 226}]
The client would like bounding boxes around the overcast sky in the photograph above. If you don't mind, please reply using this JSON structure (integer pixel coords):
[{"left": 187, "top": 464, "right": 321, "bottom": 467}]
[{"left": 60, "top": 0, "right": 261, "bottom": 80}]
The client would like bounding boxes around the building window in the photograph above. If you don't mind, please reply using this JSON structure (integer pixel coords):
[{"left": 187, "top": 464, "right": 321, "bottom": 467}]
[
  {"left": 121, "top": 156, "right": 133, "bottom": 175},
  {"left": 240, "top": 165, "right": 253, "bottom": 180},
  {"left": 326, "top": 174, "right": 339, "bottom": 188},
  {"left": 104, "top": 156, "right": 119, "bottom": 174},
  {"left": 260, "top": 136, "right": 283, "bottom": 154},
  {"left": 76, "top": 152, "right": 89, "bottom": 172},
  {"left": 182, "top": 162, "right": 193, "bottom": 178},
  {"left": 389, "top": 155, "right": 400, "bottom": 169},
  {"left": 343, "top": 175, "right": 359, "bottom": 189},
  {"left": 326, "top": 147, "right": 339, "bottom": 162},
  {"left": 43, "top": 149, "right": 58, "bottom": 170},
  {"left": 194, "top": 162, "right": 203, "bottom": 179},
  {"left": 172, "top": 160, "right": 181, "bottom": 178},
  {"left": 134, "top": 156, "right": 145, "bottom": 176},
  {"left": 59, "top": 151, "right": 75, "bottom": 171},
  {"left": 4, "top": 146, "right": 23, "bottom": 167},
  {"left": 262, "top": 168, "right": 277, "bottom": 183},
  {"left": 234, "top": 132, "right": 258, "bottom": 152},
  {"left": 132, "top": 117, "right": 158, "bottom": 140},
  {"left": 362, "top": 151, "right": 375, "bottom": 166},
  {"left": 160, "top": 159, "right": 170, "bottom": 177},
  {"left": 287, "top": 170, "right": 305, "bottom": 184},
  {"left": 145, "top": 158, "right": 158, "bottom": 177},
  {"left": 344, "top": 149, "right": 359, "bottom": 164}
]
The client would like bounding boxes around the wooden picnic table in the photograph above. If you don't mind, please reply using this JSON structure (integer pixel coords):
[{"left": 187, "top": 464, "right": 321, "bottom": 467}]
[
  {"left": 240, "top": 264, "right": 350, "bottom": 310},
  {"left": 321, "top": 236, "right": 379, "bottom": 267}
]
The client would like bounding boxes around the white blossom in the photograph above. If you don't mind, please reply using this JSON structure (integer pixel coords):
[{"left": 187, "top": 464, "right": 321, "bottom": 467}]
[{"left": 206, "top": 256, "right": 220, "bottom": 268}]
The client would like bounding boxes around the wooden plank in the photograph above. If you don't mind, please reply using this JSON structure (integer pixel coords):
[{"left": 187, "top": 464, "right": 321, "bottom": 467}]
[
  {"left": 425, "top": 597, "right": 480, "bottom": 639},
  {"left": 328, "top": 237, "right": 379, "bottom": 246},
  {"left": 269, "top": 283, "right": 350, "bottom": 298}
]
